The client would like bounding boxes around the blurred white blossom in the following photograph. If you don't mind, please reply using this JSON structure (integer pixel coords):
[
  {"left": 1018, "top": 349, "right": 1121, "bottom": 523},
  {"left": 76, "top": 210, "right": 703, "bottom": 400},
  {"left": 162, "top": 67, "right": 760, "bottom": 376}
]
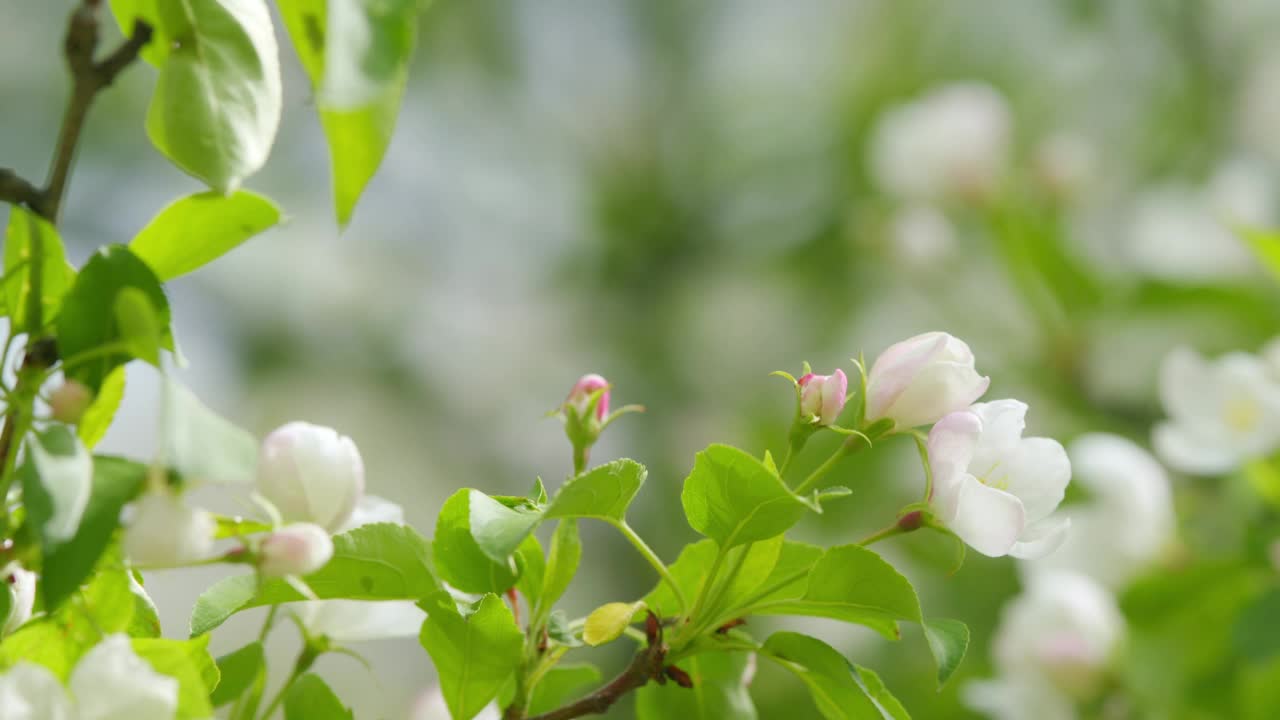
[
  {"left": 123, "top": 490, "right": 216, "bottom": 568},
  {"left": 71, "top": 635, "right": 178, "bottom": 720},
  {"left": 928, "top": 400, "right": 1071, "bottom": 558},
  {"left": 1263, "top": 337, "right": 1280, "bottom": 380},
  {"left": 887, "top": 205, "right": 956, "bottom": 269},
  {"left": 869, "top": 83, "right": 1011, "bottom": 202},
  {"left": 965, "top": 572, "right": 1125, "bottom": 720},
  {"left": 0, "top": 662, "right": 73, "bottom": 720},
  {"left": 410, "top": 687, "right": 499, "bottom": 720},
  {"left": 1153, "top": 347, "right": 1280, "bottom": 475},
  {"left": 2, "top": 564, "right": 35, "bottom": 636},
  {"left": 1034, "top": 132, "right": 1096, "bottom": 201},
  {"left": 1025, "top": 434, "right": 1174, "bottom": 588}
]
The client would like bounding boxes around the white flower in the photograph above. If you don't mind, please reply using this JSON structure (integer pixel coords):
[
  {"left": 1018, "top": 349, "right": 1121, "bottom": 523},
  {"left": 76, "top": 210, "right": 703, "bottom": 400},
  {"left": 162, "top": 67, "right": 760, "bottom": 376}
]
[
  {"left": 258, "top": 523, "right": 334, "bottom": 578},
  {"left": 868, "top": 82, "right": 1011, "bottom": 201},
  {"left": 2, "top": 564, "right": 35, "bottom": 636},
  {"left": 410, "top": 687, "right": 500, "bottom": 720},
  {"left": 0, "top": 662, "right": 74, "bottom": 720},
  {"left": 1025, "top": 434, "right": 1174, "bottom": 589},
  {"left": 1262, "top": 336, "right": 1280, "bottom": 381},
  {"left": 963, "top": 673, "right": 1075, "bottom": 720},
  {"left": 257, "top": 422, "right": 365, "bottom": 532},
  {"left": 1153, "top": 347, "right": 1280, "bottom": 475},
  {"left": 71, "top": 634, "right": 178, "bottom": 720},
  {"left": 887, "top": 205, "right": 956, "bottom": 269},
  {"left": 122, "top": 490, "right": 215, "bottom": 568},
  {"left": 341, "top": 494, "right": 406, "bottom": 530},
  {"left": 927, "top": 400, "right": 1071, "bottom": 558},
  {"left": 866, "top": 332, "right": 990, "bottom": 430},
  {"left": 1034, "top": 132, "right": 1095, "bottom": 201}
]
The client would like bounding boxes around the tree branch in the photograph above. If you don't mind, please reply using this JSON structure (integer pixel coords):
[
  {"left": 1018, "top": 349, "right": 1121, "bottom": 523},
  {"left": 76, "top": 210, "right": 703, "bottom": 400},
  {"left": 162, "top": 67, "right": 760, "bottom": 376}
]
[{"left": 0, "top": 170, "right": 42, "bottom": 210}]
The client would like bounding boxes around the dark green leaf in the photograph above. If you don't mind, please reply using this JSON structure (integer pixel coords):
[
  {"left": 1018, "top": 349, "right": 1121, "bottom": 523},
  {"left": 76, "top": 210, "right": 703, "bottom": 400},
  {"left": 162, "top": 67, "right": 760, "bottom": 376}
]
[
  {"left": 114, "top": 287, "right": 163, "bottom": 366},
  {"left": 923, "top": 619, "right": 968, "bottom": 688},
  {"left": 418, "top": 592, "right": 523, "bottom": 720},
  {"left": 544, "top": 459, "right": 647, "bottom": 523},
  {"left": 3, "top": 207, "right": 76, "bottom": 333},
  {"left": 681, "top": 445, "right": 807, "bottom": 548},
  {"left": 211, "top": 642, "right": 265, "bottom": 707},
  {"left": 636, "top": 652, "right": 757, "bottom": 720},
  {"left": 130, "top": 191, "right": 281, "bottom": 280},
  {"left": 762, "top": 632, "right": 886, "bottom": 720},
  {"left": 285, "top": 673, "right": 354, "bottom": 720}
]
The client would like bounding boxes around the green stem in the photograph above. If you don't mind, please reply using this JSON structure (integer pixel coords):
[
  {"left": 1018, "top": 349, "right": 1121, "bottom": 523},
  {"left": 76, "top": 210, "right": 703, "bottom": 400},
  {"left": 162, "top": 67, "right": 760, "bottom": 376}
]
[
  {"left": 610, "top": 521, "right": 686, "bottom": 612},
  {"left": 257, "top": 667, "right": 300, "bottom": 720},
  {"left": 858, "top": 523, "right": 907, "bottom": 547},
  {"left": 697, "top": 542, "right": 752, "bottom": 628},
  {"left": 910, "top": 431, "right": 934, "bottom": 500},
  {"left": 793, "top": 442, "right": 852, "bottom": 496},
  {"left": 257, "top": 605, "right": 279, "bottom": 643},
  {"left": 572, "top": 443, "right": 588, "bottom": 477}
]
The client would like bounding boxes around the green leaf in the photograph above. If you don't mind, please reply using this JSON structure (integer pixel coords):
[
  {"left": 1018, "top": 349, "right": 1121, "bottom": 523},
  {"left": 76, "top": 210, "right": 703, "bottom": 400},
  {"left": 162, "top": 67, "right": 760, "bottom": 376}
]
[
  {"left": 126, "top": 572, "right": 163, "bottom": 638},
  {"left": 78, "top": 367, "right": 125, "bottom": 449},
  {"left": 190, "top": 522, "right": 436, "bottom": 635},
  {"left": 0, "top": 622, "right": 81, "bottom": 679},
  {"left": 433, "top": 489, "right": 519, "bottom": 594},
  {"left": 3, "top": 207, "right": 76, "bottom": 333},
  {"left": 636, "top": 652, "right": 758, "bottom": 720},
  {"left": 418, "top": 592, "right": 524, "bottom": 720},
  {"left": 750, "top": 545, "right": 921, "bottom": 641},
  {"left": 25, "top": 427, "right": 93, "bottom": 544},
  {"left": 544, "top": 459, "right": 647, "bottom": 523},
  {"left": 144, "top": 0, "right": 282, "bottom": 193},
  {"left": 285, "top": 673, "right": 354, "bottom": 719},
  {"left": 681, "top": 445, "right": 807, "bottom": 548},
  {"left": 23, "top": 455, "right": 147, "bottom": 611},
  {"left": 1234, "top": 586, "right": 1280, "bottom": 663},
  {"left": 210, "top": 642, "right": 265, "bottom": 707},
  {"left": 763, "top": 632, "right": 888, "bottom": 720},
  {"left": 1241, "top": 228, "right": 1280, "bottom": 282},
  {"left": 583, "top": 601, "right": 644, "bottom": 647},
  {"left": 853, "top": 665, "right": 910, "bottom": 720},
  {"left": 114, "top": 287, "right": 163, "bottom": 366},
  {"left": 161, "top": 377, "right": 258, "bottom": 485},
  {"left": 515, "top": 534, "right": 546, "bottom": 607},
  {"left": 643, "top": 540, "right": 716, "bottom": 618},
  {"left": 109, "top": 0, "right": 174, "bottom": 65},
  {"left": 923, "top": 618, "right": 969, "bottom": 688},
  {"left": 130, "top": 191, "right": 281, "bottom": 280},
  {"left": 277, "top": 0, "right": 417, "bottom": 225},
  {"left": 132, "top": 635, "right": 220, "bottom": 720},
  {"left": 470, "top": 489, "right": 543, "bottom": 564},
  {"left": 57, "top": 245, "right": 171, "bottom": 393},
  {"left": 527, "top": 664, "right": 601, "bottom": 715},
  {"left": 540, "top": 520, "right": 582, "bottom": 611}
]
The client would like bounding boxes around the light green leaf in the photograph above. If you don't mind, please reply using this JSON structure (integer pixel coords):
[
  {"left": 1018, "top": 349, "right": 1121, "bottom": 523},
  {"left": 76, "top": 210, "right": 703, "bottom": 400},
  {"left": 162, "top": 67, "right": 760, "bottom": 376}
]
[
  {"left": 540, "top": 520, "right": 582, "bottom": 611},
  {"left": 3, "top": 207, "right": 76, "bottom": 333},
  {"left": 132, "top": 635, "right": 220, "bottom": 720},
  {"left": 190, "top": 522, "right": 436, "bottom": 635},
  {"left": 432, "top": 489, "right": 519, "bottom": 594},
  {"left": 210, "top": 642, "right": 264, "bottom": 707},
  {"left": 285, "top": 673, "right": 354, "bottom": 719},
  {"left": 161, "top": 377, "right": 258, "bottom": 485},
  {"left": 681, "top": 444, "right": 808, "bottom": 548},
  {"left": 643, "top": 540, "right": 716, "bottom": 618},
  {"left": 418, "top": 592, "right": 523, "bottom": 720},
  {"left": 762, "top": 632, "right": 887, "bottom": 720},
  {"left": 57, "top": 245, "right": 171, "bottom": 393},
  {"left": 108, "top": 0, "right": 174, "bottom": 65},
  {"left": 750, "top": 545, "right": 921, "bottom": 641},
  {"left": 130, "top": 191, "right": 281, "bottom": 280},
  {"left": 127, "top": 572, "right": 163, "bottom": 638},
  {"left": 145, "top": 0, "right": 282, "bottom": 193},
  {"left": 0, "top": 622, "right": 81, "bottom": 679},
  {"left": 22, "top": 455, "right": 147, "bottom": 611},
  {"left": 277, "top": 0, "right": 417, "bottom": 225},
  {"left": 923, "top": 618, "right": 969, "bottom": 688},
  {"left": 1241, "top": 228, "right": 1280, "bottom": 282},
  {"left": 114, "top": 287, "right": 163, "bottom": 366},
  {"left": 583, "top": 601, "right": 644, "bottom": 647},
  {"left": 544, "top": 459, "right": 646, "bottom": 523},
  {"left": 515, "top": 535, "right": 546, "bottom": 607},
  {"left": 78, "top": 367, "right": 125, "bottom": 449},
  {"left": 470, "top": 489, "right": 543, "bottom": 564},
  {"left": 853, "top": 665, "right": 910, "bottom": 719},
  {"left": 636, "top": 652, "right": 758, "bottom": 720}
]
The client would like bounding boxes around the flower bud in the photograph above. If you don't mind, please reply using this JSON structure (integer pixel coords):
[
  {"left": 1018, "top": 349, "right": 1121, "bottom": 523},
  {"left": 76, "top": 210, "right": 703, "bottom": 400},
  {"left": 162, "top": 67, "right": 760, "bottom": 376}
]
[
  {"left": 71, "top": 634, "right": 178, "bottom": 720},
  {"left": 865, "top": 331, "right": 990, "bottom": 430},
  {"left": 49, "top": 380, "right": 93, "bottom": 425},
  {"left": 565, "top": 374, "right": 610, "bottom": 421},
  {"left": 257, "top": 422, "right": 365, "bottom": 532},
  {"left": 797, "top": 369, "right": 848, "bottom": 426},
  {"left": 2, "top": 563, "right": 35, "bottom": 636},
  {"left": 258, "top": 523, "right": 334, "bottom": 578},
  {"left": 123, "top": 491, "right": 215, "bottom": 568}
]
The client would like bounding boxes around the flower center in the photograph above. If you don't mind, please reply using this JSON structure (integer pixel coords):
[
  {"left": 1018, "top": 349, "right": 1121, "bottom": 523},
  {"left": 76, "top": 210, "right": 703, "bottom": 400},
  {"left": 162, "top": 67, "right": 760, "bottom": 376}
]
[
  {"left": 975, "top": 461, "right": 1010, "bottom": 490},
  {"left": 1223, "top": 396, "right": 1261, "bottom": 434}
]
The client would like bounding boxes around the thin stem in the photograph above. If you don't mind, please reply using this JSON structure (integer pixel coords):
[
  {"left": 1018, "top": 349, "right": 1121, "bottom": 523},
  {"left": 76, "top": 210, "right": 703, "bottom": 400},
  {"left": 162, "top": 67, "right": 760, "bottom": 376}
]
[
  {"left": 683, "top": 543, "right": 730, "bottom": 630},
  {"left": 793, "top": 442, "right": 850, "bottom": 496},
  {"left": 694, "top": 542, "right": 752, "bottom": 632},
  {"left": 257, "top": 605, "right": 279, "bottom": 643},
  {"left": 572, "top": 444, "right": 588, "bottom": 477},
  {"left": 858, "top": 523, "right": 907, "bottom": 547},
  {"left": 911, "top": 431, "right": 934, "bottom": 500},
  {"left": 257, "top": 667, "right": 300, "bottom": 720},
  {"left": 610, "top": 521, "right": 686, "bottom": 612}
]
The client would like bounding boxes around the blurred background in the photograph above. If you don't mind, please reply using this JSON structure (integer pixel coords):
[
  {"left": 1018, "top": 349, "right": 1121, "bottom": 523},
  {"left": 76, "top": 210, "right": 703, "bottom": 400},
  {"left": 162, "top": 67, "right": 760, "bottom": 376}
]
[{"left": 5, "top": 0, "right": 1280, "bottom": 717}]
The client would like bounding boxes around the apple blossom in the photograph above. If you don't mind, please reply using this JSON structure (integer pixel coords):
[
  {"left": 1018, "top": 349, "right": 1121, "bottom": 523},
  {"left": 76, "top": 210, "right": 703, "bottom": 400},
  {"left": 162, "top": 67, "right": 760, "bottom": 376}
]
[
  {"left": 0, "top": 662, "right": 74, "bottom": 720},
  {"left": 798, "top": 369, "right": 848, "bottom": 426},
  {"left": 1152, "top": 347, "right": 1280, "bottom": 475},
  {"left": 70, "top": 634, "right": 178, "bottom": 720},
  {"left": 49, "top": 380, "right": 93, "bottom": 425},
  {"left": 565, "top": 373, "right": 610, "bottom": 421},
  {"left": 257, "top": 421, "right": 365, "bottom": 532},
  {"left": 888, "top": 204, "right": 956, "bottom": 269},
  {"left": 866, "top": 332, "right": 990, "bottom": 430},
  {"left": 258, "top": 523, "right": 334, "bottom": 578},
  {"left": 2, "top": 564, "right": 35, "bottom": 636},
  {"left": 122, "top": 490, "right": 215, "bottom": 568},
  {"left": 927, "top": 399, "right": 1071, "bottom": 558},
  {"left": 1026, "top": 434, "right": 1174, "bottom": 588},
  {"left": 868, "top": 82, "right": 1011, "bottom": 202}
]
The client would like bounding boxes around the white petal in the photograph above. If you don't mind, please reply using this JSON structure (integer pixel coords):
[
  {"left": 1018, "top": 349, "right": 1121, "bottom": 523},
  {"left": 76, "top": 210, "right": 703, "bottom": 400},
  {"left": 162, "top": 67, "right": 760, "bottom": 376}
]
[
  {"left": 969, "top": 399, "right": 1028, "bottom": 457},
  {"left": 298, "top": 600, "right": 426, "bottom": 643},
  {"left": 71, "top": 635, "right": 178, "bottom": 720},
  {"left": 1158, "top": 347, "right": 1217, "bottom": 424},
  {"left": 928, "top": 410, "right": 983, "bottom": 513},
  {"left": 341, "top": 494, "right": 406, "bottom": 531},
  {"left": 1152, "top": 421, "right": 1241, "bottom": 475},
  {"left": 0, "top": 663, "right": 74, "bottom": 720},
  {"left": 1001, "top": 437, "right": 1071, "bottom": 524},
  {"left": 866, "top": 333, "right": 949, "bottom": 421},
  {"left": 949, "top": 475, "right": 1025, "bottom": 558},
  {"left": 1009, "top": 515, "right": 1071, "bottom": 560}
]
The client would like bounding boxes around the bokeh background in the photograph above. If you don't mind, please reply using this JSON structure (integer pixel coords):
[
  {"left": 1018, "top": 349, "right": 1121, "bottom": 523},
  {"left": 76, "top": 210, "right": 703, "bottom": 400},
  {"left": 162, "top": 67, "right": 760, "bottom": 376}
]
[{"left": 5, "top": 0, "right": 1280, "bottom": 717}]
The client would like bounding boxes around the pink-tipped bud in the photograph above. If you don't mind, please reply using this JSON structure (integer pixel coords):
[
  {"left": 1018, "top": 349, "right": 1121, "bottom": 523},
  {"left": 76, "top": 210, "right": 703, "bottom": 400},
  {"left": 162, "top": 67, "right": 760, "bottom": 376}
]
[
  {"left": 258, "top": 523, "right": 334, "bottom": 578},
  {"left": 798, "top": 369, "right": 848, "bottom": 426},
  {"left": 50, "top": 380, "right": 93, "bottom": 425},
  {"left": 565, "top": 374, "right": 610, "bottom": 421}
]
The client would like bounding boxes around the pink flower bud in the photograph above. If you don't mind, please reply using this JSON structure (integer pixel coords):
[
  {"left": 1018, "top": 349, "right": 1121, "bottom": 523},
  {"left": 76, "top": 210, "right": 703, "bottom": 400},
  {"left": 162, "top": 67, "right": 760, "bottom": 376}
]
[
  {"left": 258, "top": 523, "right": 334, "bottom": 578},
  {"left": 565, "top": 374, "right": 610, "bottom": 421},
  {"left": 49, "top": 380, "right": 93, "bottom": 425},
  {"left": 797, "top": 369, "right": 848, "bottom": 426}
]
